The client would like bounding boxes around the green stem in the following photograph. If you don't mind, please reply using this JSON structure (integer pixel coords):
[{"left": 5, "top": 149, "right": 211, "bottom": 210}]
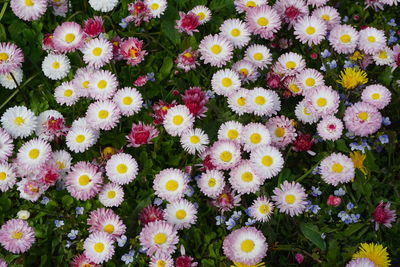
[
  {"left": 274, "top": 245, "right": 323, "bottom": 264},
  {"left": 296, "top": 160, "right": 322, "bottom": 183},
  {"left": 0, "top": 2, "right": 8, "bottom": 22}
]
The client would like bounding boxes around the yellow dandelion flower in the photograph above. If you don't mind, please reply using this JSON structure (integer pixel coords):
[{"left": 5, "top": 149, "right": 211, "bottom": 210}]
[
  {"left": 353, "top": 243, "right": 391, "bottom": 267},
  {"left": 349, "top": 151, "right": 368, "bottom": 175},
  {"left": 350, "top": 51, "right": 364, "bottom": 61},
  {"left": 232, "top": 262, "right": 266, "bottom": 267},
  {"left": 337, "top": 68, "right": 368, "bottom": 90}
]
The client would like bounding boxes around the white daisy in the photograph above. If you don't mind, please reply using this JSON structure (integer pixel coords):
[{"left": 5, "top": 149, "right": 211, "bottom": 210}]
[
  {"left": 210, "top": 140, "right": 241, "bottom": 170},
  {"left": 145, "top": 0, "right": 167, "bottom": 18},
  {"left": 373, "top": 47, "right": 394, "bottom": 66},
  {"left": 295, "top": 68, "right": 324, "bottom": 94},
  {"left": 276, "top": 52, "right": 306, "bottom": 76},
  {"left": 164, "top": 199, "right": 197, "bottom": 230},
  {"left": 153, "top": 168, "right": 188, "bottom": 202},
  {"left": 217, "top": 121, "right": 244, "bottom": 143},
  {"left": 232, "top": 60, "right": 259, "bottom": 83},
  {"left": 83, "top": 232, "right": 115, "bottom": 264},
  {"left": 328, "top": 24, "right": 359, "bottom": 54},
  {"left": 180, "top": 128, "right": 209, "bottom": 155},
  {"left": 86, "top": 100, "right": 121, "bottom": 131},
  {"left": 311, "top": 6, "right": 340, "bottom": 30},
  {"left": 42, "top": 53, "right": 70, "bottom": 80},
  {"left": 112, "top": 87, "right": 143, "bottom": 116},
  {"left": 191, "top": 5, "right": 212, "bottom": 24},
  {"left": 227, "top": 88, "right": 251, "bottom": 116},
  {"left": 52, "top": 150, "right": 72, "bottom": 174},
  {"left": 1, "top": 106, "right": 37, "bottom": 138},
  {"left": 250, "top": 145, "right": 284, "bottom": 180},
  {"left": 88, "top": 0, "right": 119, "bottom": 12},
  {"left": 66, "top": 126, "right": 98, "bottom": 153},
  {"left": 99, "top": 183, "right": 124, "bottom": 207},
  {"left": 89, "top": 70, "right": 118, "bottom": 101},
  {"left": 248, "top": 87, "right": 277, "bottom": 117},
  {"left": 198, "top": 34, "right": 233, "bottom": 67},
  {"left": 54, "top": 81, "right": 80, "bottom": 106},
  {"left": 242, "top": 123, "right": 271, "bottom": 152},
  {"left": 293, "top": 16, "right": 327, "bottom": 46},
  {"left": 163, "top": 105, "right": 194, "bottom": 137},
  {"left": 294, "top": 99, "right": 320, "bottom": 124},
  {"left": 0, "top": 128, "right": 13, "bottom": 162},
  {"left": 0, "top": 163, "right": 16, "bottom": 192},
  {"left": 219, "top": 19, "right": 251, "bottom": 48},
  {"left": 105, "top": 153, "right": 138, "bottom": 185},
  {"left": 305, "top": 86, "right": 339, "bottom": 117},
  {"left": 16, "top": 138, "right": 51, "bottom": 170},
  {"left": 245, "top": 44, "right": 272, "bottom": 69},
  {"left": 0, "top": 68, "right": 23, "bottom": 89},
  {"left": 249, "top": 196, "right": 274, "bottom": 222},
  {"left": 197, "top": 169, "right": 225, "bottom": 198},
  {"left": 229, "top": 160, "right": 262, "bottom": 194},
  {"left": 358, "top": 27, "right": 387, "bottom": 55},
  {"left": 211, "top": 69, "right": 241, "bottom": 96},
  {"left": 82, "top": 38, "right": 113, "bottom": 69}
]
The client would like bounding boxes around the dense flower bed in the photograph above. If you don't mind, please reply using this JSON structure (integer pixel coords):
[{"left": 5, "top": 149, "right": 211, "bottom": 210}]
[{"left": 0, "top": 0, "right": 399, "bottom": 266}]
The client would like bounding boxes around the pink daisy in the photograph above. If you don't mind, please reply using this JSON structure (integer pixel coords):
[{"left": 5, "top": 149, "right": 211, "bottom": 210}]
[
  {"left": 175, "top": 11, "right": 200, "bottom": 36},
  {"left": 88, "top": 210, "right": 126, "bottom": 239},
  {"left": 164, "top": 199, "right": 198, "bottom": 230},
  {"left": 273, "top": 0, "right": 308, "bottom": 26},
  {"left": 229, "top": 160, "right": 262, "bottom": 194},
  {"left": 372, "top": 201, "right": 397, "bottom": 230},
  {"left": 52, "top": 22, "right": 85, "bottom": 53},
  {"left": 293, "top": 16, "right": 327, "bottom": 46},
  {"left": 320, "top": 153, "right": 355, "bottom": 186},
  {"left": 0, "top": 219, "right": 35, "bottom": 254},
  {"left": 175, "top": 48, "right": 199, "bottom": 72},
  {"left": 126, "top": 122, "right": 159, "bottom": 147},
  {"left": 17, "top": 178, "right": 45, "bottom": 202},
  {"left": 210, "top": 140, "right": 241, "bottom": 170},
  {"left": 0, "top": 128, "right": 14, "bottom": 162},
  {"left": 275, "top": 52, "right": 306, "bottom": 76},
  {"left": 71, "top": 253, "right": 100, "bottom": 267},
  {"left": 153, "top": 168, "right": 188, "bottom": 202},
  {"left": 328, "top": 25, "right": 359, "bottom": 54},
  {"left": 197, "top": 169, "right": 226, "bottom": 198},
  {"left": 304, "top": 86, "right": 340, "bottom": 117},
  {"left": 311, "top": 6, "right": 340, "bottom": 30},
  {"left": 317, "top": 116, "right": 344, "bottom": 141},
  {"left": 272, "top": 180, "right": 307, "bottom": 216},
  {"left": 346, "top": 258, "right": 377, "bottom": 267},
  {"left": 0, "top": 163, "right": 16, "bottom": 192},
  {"left": 0, "top": 42, "right": 24, "bottom": 75},
  {"left": 343, "top": 102, "right": 382, "bottom": 137},
  {"left": 358, "top": 27, "right": 387, "bottom": 55},
  {"left": 149, "top": 254, "right": 174, "bottom": 267},
  {"left": 307, "top": 0, "right": 328, "bottom": 7},
  {"left": 139, "top": 220, "right": 179, "bottom": 256},
  {"left": 198, "top": 34, "right": 233, "bottom": 67},
  {"left": 234, "top": 0, "right": 268, "bottom": 13},
  {"left": 361, "top": 84, "right": 391, "bottom": 110},
  {"left": 119, "top": 37, "right": 147, "bottom": 66},
  {"left": 10, "top": 0, "right": 48, "bottom": 21},
  {"left": 245, "top": 4, "right": 281, "bottom": 40},
  {"left": 266, "top": 115, "right": 297, "bottom": 148}
]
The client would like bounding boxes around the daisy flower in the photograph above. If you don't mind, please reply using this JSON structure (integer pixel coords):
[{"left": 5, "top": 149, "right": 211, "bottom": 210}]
[
  {"left": 229, "top": 160, "right": 262, "bottom": 194},
  {"left": 293, "top": 16, "right": 327, "bottom": 46},
  {"left": 139, "top": 220, "right": 179, "bottom": 256},
  {"left": 163, "top": 105, "right": 194, "bottom": 137},
  {"left": 71, "top": 254, "right": 99, "bottom": 267},
  {"left": 10, "top": 0, "right": 47, "bottom": 21},
  {"left": 295, "top": 68, "right": 324, "bottom": 94},
  {"left": 372, "top": 201, "right": 397, "bottom": 230},
  {"left": 0, "top": 128, "right": 13, "bottom": 162},
  {"left": 245, "top": 44, "right": 272, "bottom": 69},
  {"left": 273, "top": 0, "right": 308, "bottom": 25},
  {"left": 198, "top": 34, "right": 233, "bottom": 67},
  {"left": 223, "top": 227, "right": 268, "bottom": 266},
  {"left": 218, "top": 121, "right": 244, "bottom": 143},
  {"left": 105, "top": 153, "right": 138, "bottom": 185},
  {"left": 52, "top": 22, "right": 84, "bottom": 52},
  {"left": 343, "top": 102, "right": 382, "bottom": 137},
  {"left": 175, "top": 48, "right": 199, "bottom": 72},
  {"left": 191, "top": 5, "right": 212, "bottom": 24},
  {"left": 307, "top": 0, "right": 328, "bottom": 7},
  {"left": 272, "top": 180, "right": 307, "bottom": 217},
  {"left": 234, "top": 0, "right": 268, "bottom": 13},
  {"left": 248, "top": 87, "right": 279, "bottom": 117},
  {"left": 126, "top": 122, "right": 159, "bottom": 147},
  {"left": 119, "top": 37, "right": 147, "bottom": 66},
  {"left": 0, "top": 68, "right": 23, "bottom": 89},
  {"left": 112, "top": 87, "right": 143, "bottom": 116},
  {"left": 52, "top": 150, "right": 72, "bottom": 174},
  {"left": 175, "top": 11, "right": 200, "bottom": 36},
  {"left": 373, "top": 47, "right": 394, "bottom": 66},
  {"left": 82, "top": 38, "right": 113, "bottom": 68},
  {"left": 211, "top": 69, "right": 241, "bottom": 96},
  {"left": 1, "top": 106, "right": 37, "bottom": 138},
  {"left": 88, "top": 210, "right": 126, "bottom": 239},
  {"left": 197, "top": 169, "right": 226, "bottom": 198},
  {"left": 346, "top": 258, "right": 377, "bottom": 267},
  {"left": 153, "top": 168, "right": 188, "bottom": 202},
  {"left": 65, "top": 161, "right": 103, "bottom": 201},
  {"left": 145, "top": 0, "right": 167, "bottom": 18},
  {"left": 245, "top": 4, "right": 281, "bottom": 40},
  {"left": 86, "top": 100, "right": 121, "bottom": 131},
  {"left": 42, "top": 53, "right": 70, "bottom": 80},
  {"left": 0, "top": 42, "right": 24, "bottom": 75},
  {"left": 232, "top": 60, "right": 258, "bottom": 83},
  {"left": 249, "top": 145, "right": 284, "bottom": 180},
  {"left": 17, "top": 178, "right": 44, "bottom": 202},
  {"left": 99, "top": 183, "right": 124, "bottom": 207},
  {"left": 358, "top": 27, "right": 387, "bottom": 55},
  {"left": 266, "top": 115, "right": 297, "bottom": 148},
  {"left": 317, "top": 116, "right": 344, "bottom": 141},
  {"left": 241, "top": 123, "right": 271, "bottom": 152},
  {"left": 228, "top": 88, "right": 251, "bottom": 116},
  {"left": 220, "top": 19, "right": 251, "bottom": 48},
  {"left": 328, "top": 25, "right": 359, "bottom": 54},
  {"left": 89, "top": 70, "right": 118, "bottom": 101},
  {"left": 54, "top": 81, "right": 79, "bottom": 106},
  {"left": 164, "top": 199, "right": 198, "bottom": 230},
  {"left": 89, "top": 0, "right": 118, "bottom": 12},
  {"left": 149, "top": 254, "right": 174, "bottom": 267},
  {"left": 276, "top": 52, "right": 306, "bottom": 76},
  {"left": 361, "top": 84, "right": 391, "bottom": 110},
  {"left": 284, "top": 76, "right": 302, "bottom": 95},
  {"left": 16, "top": 138, "right": 51, "bottom": 170},
  {"left": 180, "top": 128, "right": 209, "bottom": 155},
  {"left": 35, "top": 109, "right": 64, "bottom": 141},
  {"left": 304, "top": 86, "right": 340, "bottom": 117},
  {"left": 0, "top": 219, "right": 35, "bottom": 254},
  {"left": 352, "top": 243, "right": 390, "bottom": 267},
  {"left": 312, "top": 6, "right": 340, "bottom": 30},
  {"left": 249, "top": 196, "right": 274, "bottom": 222},
  {"left": 210, "top": 140, "right": 241, "bottom": 170},
  {"left": 73, "top": 67, "right": 95, "bottom": 98},
  {"left": 66, "top": 126, "right": 98, "bottom": 153},
  {"left": 0, "top": 163, "right": 16, "bottom": 192},
  {"left": 84, "top": 232, "right": 115, "bottom": 264},
  {"left": 320, "top": 153, "right": 355, "bottom": 186}
]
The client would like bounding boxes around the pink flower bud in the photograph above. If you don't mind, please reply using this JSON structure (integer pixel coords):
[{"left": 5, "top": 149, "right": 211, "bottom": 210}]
[
  {"left": 327, "top": 195, "right": 342, "bottom": 207},
  {"left": 295, "top": 253, "right": 304, "bottom": 264}
]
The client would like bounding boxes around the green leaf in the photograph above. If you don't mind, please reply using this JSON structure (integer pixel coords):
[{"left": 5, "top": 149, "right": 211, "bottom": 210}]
[
  {"left": 61, "top": 195, "right": 74, "bottom": 208},
  {"left": 343, "top": 223, "right": 365, "bottom": 237},
  {"left": 158, "top": 56, "right": 173, "bottom": 80},
  {"left": 335, "top": 139, "right": 349, "bottom": 153},
  {"left": 300, "top": 223, "right": 326, "bottom": 250}
]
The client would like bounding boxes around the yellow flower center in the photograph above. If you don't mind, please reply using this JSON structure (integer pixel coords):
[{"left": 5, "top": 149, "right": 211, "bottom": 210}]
[
  {"left": 259, "top": 204, "right": 269, "bottom": 214},
  {"left": 262, "top": 155, "right": 273, "bottom": 166},
  {"left": 94, "top": 242, "right": 104, "bottom": 253},
  {"left": 190, "top": 135, "right": 200, "bottom": 144},
  {"left": 52, "top": 62, "right": 60, "bottom": 69},
  {"left": 250, "top": 133, "right": 261, "bottom": 144},
  {"left": 255, "top": 96, "right": 266, "bottom": 105},
  {"left": 285, "top": 194, "right": 296, "bottom": 204},
  {"left": 275, "top": 127, "right": 285, "bottom": 138},
  {"left": 98, "top": 110, "right": 109, "bottom": 119},
  {"left": 221, "top": 77, "right": 232, "bottom": 87},
  {"left": 331, "top": 163, "right": 343, "bottom": 173},
  {"left": 367, "top": 36, "right": 376, "bottom": 43},
  {"left": 103, "top": 224, "right": 114, "bottom": 234},
  {"left": 92, "top": 47, "right": 102, "bottom": 56},
  {"left": 153, "top": 233, "right": 167, "bottom": 245},
  {"left": 56, "top": 161, "right": 65, "bottom": 170},
  {"left": 340, "top": 34, "right": 351, "bottom": 43},
  {"left": 231, "top": 28, "right": 241, "bottom": 37},
  {"left": 0, "top": 172, "right": 6, "bottom": 181},
  {"left": 197, "top": 12, "right": 205, "bottom": 21},
  {"left": 175, "top": 209, "right": 187, "bottom": 220},
  {"left": 82, "top": 81, "right": 90, "bottom": 88},
  {"left": 358, "top": 112, "right": 368, "bottom": 121},
  {"left": 306, "top": 26, "right": 316, "bottom": 35},
  {"left": 207, "top": 178, "right": 216, "bottom": 187},
  {"left": 289, "top": 83, "right": 300, "bottom": 93},
  {"left": 303, "top": 107, "right": 311, "bottom": 115},
  {"left": 239, "top": 68, "right": 248, "bottom": 76},
  {"left": 220, "top": 151, "right": 232, "bottom": 162},
  {"left": 305, "top": 78, "right": 315, "bottom": 87},
  {"left": 286, "top": 61, "right": 296, "bottom": 69},
  {"left": 123, "top": 96, "right": 133, "bottom": 105},
  {"left": 371, "top": 93, "right": 380, "bottom": 100},
  {"left": 64, "top": 89, "right": 73, "bottom": 97},
  {"left": 12, "top": 231, "right": 23, "bottom": 240},
  {"left": 246, "top": 1, "right": 256, "bottom": 7},
  {"left": 28, "top": 149, "right": 40, "bottom": 159},
  {"left": 151, "top": 3, "right": 159, "bottom": 10},
  {"left": 257, "top": 17, "right": 268, "bottom": 27},
  {"left": 25, "top": 0, "right": 34, "bottom": 6},
  {"left": 237, "top": 97, "right": 246, "bottom": 106},
  {"left": 156, "top": 260, "right": 166, "bottom": 267},
  {"left": 65, "top": 33, "right": 75, "bottom": 43},
  {"left": 0, "top": 52, "right": 9, "bottom": 61},
  {"left": 116, "top": 164, "right": 128, "bottom": 174},
  {"left": 172, "top": 115, "right": 183, "bottom": 125},
  {"left": 165, "top": 180, "right": 178, "bottom": 191},
  {"left": 97, "top": 80, "right": 107, "bottom": 89},
  {"left": 107, "top": 190, "right": 116, "bottom": 199},
  {"left": 78, "top": 175, "right": 90, "bottom": 186},
  {"left": 227, "top": 129, "right": 239, "bottom": 140},
  {"left": 183, "top": 52, "right": 192, "bottom": 58},
  {"left": 211, "top": 45, "right": 221, "bottom": 54},
  {"left": 321, "top": 14, "right": 330, "bottom": 21},
  {"left": 317, "top": 97, "right": 327, "bottom": 107},
  {"left": 75, "top": 134, "right": 85, "bottom": 143},
  {"left": 253, "top": 52, "right": 263, "bottom": 61},
  {"left": 241, "top": 239, "right": 255, "bottom": 253},
  {"left": 378, "top": 51, "right": 388, "bottom": 59},
  {"left": 241, "top": 171, "right": 253, "bottom": 182}
]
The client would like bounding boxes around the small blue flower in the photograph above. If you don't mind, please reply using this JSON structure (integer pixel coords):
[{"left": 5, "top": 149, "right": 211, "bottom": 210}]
[
  {"left": 338, "top": 211, "right": 348, "bottom": 219},
  {"left": 343, "top": 16, "right": 349, "bottom": 23},
  {"left": 311, "top": 186, "right": 322, "bottom": 197},
  {"left": 138, "top": 246, "right": 147, "bottom": 254},
  {"left": 312, "top": 166, "right": 320, "bottom": 175},
  {"left": 320, "top": 65, "right": 327, "bottom": 72},
  {"left": 184, "top": 185, "right": 194, "bottom": 197},
  {"left": 65, "top": 241, "right": 72, "bottom": 248},
  {"left": 146, "top": 72, "right": 155, "bottom": 82},
  {"left": 321, "top": 49, "right": 331, "bottom": 58},
  {"left": 206, "top": 90, "right": 215, "bottom": 99},
  {"left": 343, "top": 60, "right": 354, "bottom": 68},
  {"left": 376, "top": 145, "right": 383, "bottom": 153},
  {"left": 193, "top": 202, "right": 199, "bottom": 209},
  {"left": 389, "top": 29, "right": 396, "bottom": 36},
  {"left": 346, "top": 202, "right": 354, "bottom": 210},
  {"left": 215, "top": 215, "right": 225, "bottom": 226},
  {"left": 121, "top": 250, "right": 135, "bottom": 264},
  {"left": 379, "top": 134, "right": 389, "bottom": 144},
  {"left": 119, "top": 19, "right": 129, "bottom": 29},
  {"left": 388, "top": 19, "right": 397, "bottom": 27},
  {"left": 346, "top": 132, "right": 356, "bottom": 139},
  {"left": 350, "top": 213, "right": 361, "bottom": 223},
  {"left": 334, "top": 188, "right": 346, "bottom": 196},
  {"left": 382, "top": 117, "right": 391, "bottom": 126},
  {"left": 225, "top": 218, "right": 236, "bottom": 230},
  {"left": 388, "top": 36, "right": 398, "bottom": 45},
  {"left": 67, "top": 230, "right": 78, "bottom": 240},
  {"left": 41, "top": 197, "right": 49, "bottom": 205},
  {"left": 153, "top": 198, "right": 163, "bottom": 206},
  {"left": 75, "top": 207, "right": 84, "bottom": 215},
  {"left": 231, "top": 211, "right": 242, "bottom": 221},
  {"left": 54, "top": 220, "right": 64, "bottom": 228},
  {"left": 142, "top": 102, "right": 149, "bottom": 109},
  {"left": 328, "top": 60, "right": 337, "bottom": 69},
  {"left": 244, "top": 208, "right": 252, "bottom": 216},
  {"left": 245, "top": 218, "right": 257, "bottom": 226},
  {"left": 117, "top": 235, "right": 127, "bottom": 247}
]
